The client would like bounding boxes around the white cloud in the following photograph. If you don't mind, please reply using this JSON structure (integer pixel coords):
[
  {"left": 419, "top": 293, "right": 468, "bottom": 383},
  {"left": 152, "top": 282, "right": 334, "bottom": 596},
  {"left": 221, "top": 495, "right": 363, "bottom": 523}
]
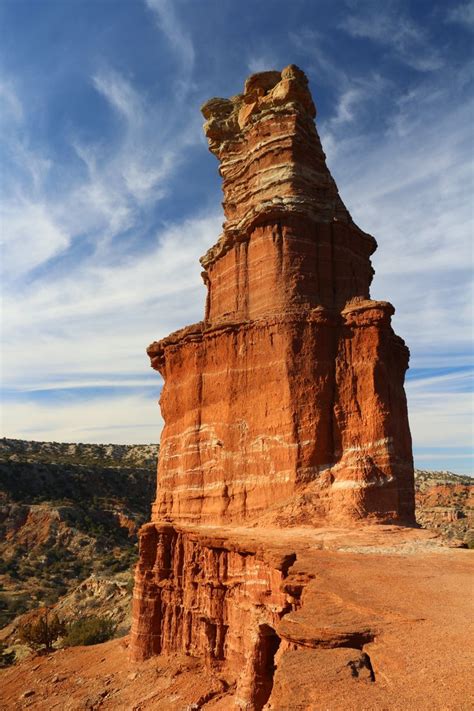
[
  {"left": 315, "top": 74, "right": 474, "bottom": 365},
  {"left": 446, "top": 1, "right": 474, "bottom": 29},
  {"left": 1, "top": 200, "right": 69, "bottom": 277},
  {"left": 290, "top": 30, "right": 392, "bottom": 149},
  {"left": 0, "top": 79, "right": 23, "bottom": 124},
  {"left": 340, "top": 1, "right": 443, "bottom": 72},
  {"left": 93, "top": 68, "right": 146, "bottom": 125},
  {"left": 2, "top": 394, "right": 163, "bottom": 445},
  {"left": 247, "top": 54, "right": 278, "bottom": 74},
  {"left": 145, "top": 0, "right": 195, "bottom": 96},
  {"left": 0, "top": 79, "right": 52, "bottom": 197},
  {"left": 290, "top": 29, "right": 348, "bottom": 88},
  {"left": 1, "top": 211, "right": 220, "bottom": 390},
  {"left": 145, "top": 0, "right": 194, "bottom": 67},
  {"left": 407, "top": 380, "right": 473, "bottom": 449},
  {"left": 331, "top": 88, "right": 361, "bottom": 125}
]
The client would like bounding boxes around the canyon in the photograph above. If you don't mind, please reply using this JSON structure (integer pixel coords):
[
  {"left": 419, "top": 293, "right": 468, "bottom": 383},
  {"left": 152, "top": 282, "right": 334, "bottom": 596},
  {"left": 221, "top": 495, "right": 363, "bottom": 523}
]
[
  {"left": 0, "top": 438, "right": 470, "bottom": 669},
  {"left": 0, "top": 438, "right": 155, "bottom": 649}
]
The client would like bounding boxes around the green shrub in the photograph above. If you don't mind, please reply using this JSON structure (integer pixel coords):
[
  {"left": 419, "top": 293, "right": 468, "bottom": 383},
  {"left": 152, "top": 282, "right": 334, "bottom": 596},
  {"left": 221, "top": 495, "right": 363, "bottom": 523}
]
[
  {"left": 0, "top": 593, "right": 30, "bottom": 627},
  {"left": 0, "top": 642, "right": 15, "bottom": 667},
  {"left": 126, "top": 575, "right": 135, "bottom": 594},
  {"left": 466, "top": 535, "right": 474, "bottom": 550},
  {"left": 63, "top": 615, "right": 116, "bottom": 647},
  {"left": 18, "top": 608, "right": 65, "bottom": 652}
]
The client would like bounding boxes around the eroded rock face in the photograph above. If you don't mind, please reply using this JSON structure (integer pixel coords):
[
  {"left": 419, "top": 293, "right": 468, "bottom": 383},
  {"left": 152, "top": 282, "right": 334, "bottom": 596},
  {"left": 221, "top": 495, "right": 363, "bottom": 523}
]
[
  {"left": 131, "top": 524, "right": 299, "bottom": 707},
  {"left": 131, "top": 65, "right": 417, "bottom": 705},
  {"left": 146, "top": 65, "right": 415, "bottom": 527}
]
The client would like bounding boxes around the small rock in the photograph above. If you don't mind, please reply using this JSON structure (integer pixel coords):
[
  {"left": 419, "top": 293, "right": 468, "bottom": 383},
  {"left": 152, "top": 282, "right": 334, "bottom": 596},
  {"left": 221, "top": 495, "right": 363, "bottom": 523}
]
[{"left": 21, "top": 690, "right": 36, "bottom": 698}]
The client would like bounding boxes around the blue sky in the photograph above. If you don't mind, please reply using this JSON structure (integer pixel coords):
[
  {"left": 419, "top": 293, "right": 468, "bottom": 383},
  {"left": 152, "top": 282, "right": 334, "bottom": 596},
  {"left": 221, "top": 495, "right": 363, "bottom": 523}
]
[{"left": 1, "top": 0, "right": 473, "bottom": 473}]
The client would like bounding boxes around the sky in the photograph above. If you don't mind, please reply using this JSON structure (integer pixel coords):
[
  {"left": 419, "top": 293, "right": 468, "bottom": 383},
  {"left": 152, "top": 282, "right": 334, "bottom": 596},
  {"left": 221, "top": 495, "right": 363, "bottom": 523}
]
[{"left": 0, "top": 0, "right": 473, "bottom": 473}]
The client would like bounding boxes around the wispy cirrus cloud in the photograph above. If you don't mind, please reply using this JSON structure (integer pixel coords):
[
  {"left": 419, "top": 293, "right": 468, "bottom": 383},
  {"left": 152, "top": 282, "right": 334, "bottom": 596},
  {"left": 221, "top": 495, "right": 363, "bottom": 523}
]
[
  {"left": 1, "top": 209, "right": 220, "bottom": 404},
  {"left": 1, "top": 0, "right": 472, "bottom": 471},
  {"left": 3, "top": 393, "right": 163, "bottom": 445},
  {"left": 0, "top": 79, "right": 22, "bottom": 122},
  {"left": 0, "top": 81, "right": 69, "bottom": 278},
  {"left": 92, "top": 68, "right": 146, "bottom": 125},
  {"left": 446, "top": 1, "right": 474, "bottom": 29},
  {"left": 1, "top": 201, "right": 69, "bottom": 278},
  {"left": 291, "top": 30, "right": 392, "bottom": 106},
  {"left": 329, "top": 90, "right": 473, "bottom": 360},
  {"left": 247, "top": 51, "right": 279, "bottom": 74},
  {"left": 1, "top": 57, "right": 202, "bottom": 277},
  {"left": 407, "top": 368, "right": 473, "bottom": 472},
  {"left": 340, "top": 0, "right": 443, "bottom": 72},
  {"left": 145, "top": 0, "right": 195, "bottom": 96}
]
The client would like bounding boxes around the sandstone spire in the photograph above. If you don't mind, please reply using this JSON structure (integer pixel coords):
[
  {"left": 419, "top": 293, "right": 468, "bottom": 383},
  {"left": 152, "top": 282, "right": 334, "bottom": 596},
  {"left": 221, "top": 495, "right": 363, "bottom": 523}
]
[{"left": 146, "top": 65, "right": 415, "bottom": 527}]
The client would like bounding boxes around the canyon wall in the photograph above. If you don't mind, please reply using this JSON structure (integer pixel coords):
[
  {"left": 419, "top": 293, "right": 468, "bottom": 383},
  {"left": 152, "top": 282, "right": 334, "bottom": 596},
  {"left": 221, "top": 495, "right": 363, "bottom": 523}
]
[
  {"left": 130, "top": 524, "right": 381, "bottom": 709},
  {"left": 131, "top": 524, "right": 300, "bottom": 708}
]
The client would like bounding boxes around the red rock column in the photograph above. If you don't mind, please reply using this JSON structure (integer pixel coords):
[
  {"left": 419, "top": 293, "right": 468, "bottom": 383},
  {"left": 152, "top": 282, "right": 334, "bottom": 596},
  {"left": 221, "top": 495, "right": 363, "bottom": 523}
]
[{"left": 131, "top": 63, "right": 416, "bottom": 665}]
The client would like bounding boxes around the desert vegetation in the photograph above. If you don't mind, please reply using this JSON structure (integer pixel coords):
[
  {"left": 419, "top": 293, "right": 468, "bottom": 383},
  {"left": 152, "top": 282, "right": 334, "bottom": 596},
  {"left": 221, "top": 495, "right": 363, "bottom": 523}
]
[
  {"left": 0, "top": 438, "right": 157, "bottom": 634},
  {"left": 0, "top": 438, "right": 471, "bottom": 671}
]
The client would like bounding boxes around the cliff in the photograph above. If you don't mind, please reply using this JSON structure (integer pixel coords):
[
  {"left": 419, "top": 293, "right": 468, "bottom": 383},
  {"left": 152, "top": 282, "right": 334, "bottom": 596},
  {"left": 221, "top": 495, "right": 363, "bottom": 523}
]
[{"left": 415, "top": 470, "right": 473, "bottom": 545}]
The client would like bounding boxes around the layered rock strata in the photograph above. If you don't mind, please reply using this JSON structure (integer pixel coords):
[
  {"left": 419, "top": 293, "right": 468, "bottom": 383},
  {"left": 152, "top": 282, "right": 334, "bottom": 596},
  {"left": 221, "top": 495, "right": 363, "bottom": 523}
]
[
  {"left": 131, "top": 65, "right": 417, "bottom": 705},
  {"left": 131, "top": 525, "right": 301, "bottom": 708},
  {"left": 146, "top": 65, "right": 415, "bottom": 527}
]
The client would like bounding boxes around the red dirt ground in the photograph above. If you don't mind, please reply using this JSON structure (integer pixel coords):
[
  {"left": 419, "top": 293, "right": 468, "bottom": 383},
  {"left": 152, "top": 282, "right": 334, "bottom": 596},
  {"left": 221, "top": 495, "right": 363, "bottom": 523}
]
[{"left": 1, "top": 526, "right": 473, "bottom": 710}]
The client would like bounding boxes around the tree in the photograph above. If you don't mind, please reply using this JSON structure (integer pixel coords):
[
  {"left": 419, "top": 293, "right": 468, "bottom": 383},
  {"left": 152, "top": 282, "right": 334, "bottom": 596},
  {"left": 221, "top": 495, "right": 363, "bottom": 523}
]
[
  {"left": 18, "top": 607, "right": 65, "bottom": 653},
  {"left": 63, "top": 615, "right": 116, "bottom": 647},
  {"left": 0, "top": 642, "right": 15, "bottom": 667}
]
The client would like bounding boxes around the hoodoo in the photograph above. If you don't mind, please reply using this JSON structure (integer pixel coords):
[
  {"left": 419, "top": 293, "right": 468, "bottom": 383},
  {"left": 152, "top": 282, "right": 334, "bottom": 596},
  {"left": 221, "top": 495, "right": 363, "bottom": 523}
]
[
  {"left": 130, "top": 65, "right": 416, "bottom": 699},
  {"left": 145, "top": 65, "right": 414, "bottom": 527}
]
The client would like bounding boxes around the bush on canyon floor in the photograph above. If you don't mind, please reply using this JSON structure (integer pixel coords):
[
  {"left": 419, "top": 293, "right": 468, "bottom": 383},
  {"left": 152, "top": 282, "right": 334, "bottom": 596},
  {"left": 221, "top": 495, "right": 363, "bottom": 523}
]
[
  {"left": 0, "top": 641, "right": 15, "bottom": 667},
  {"left": 18, "top": 608, "right": 65, "bottom": 652},
  {"left": 63, "top": 615, "right": 117, "bottom": 647}
]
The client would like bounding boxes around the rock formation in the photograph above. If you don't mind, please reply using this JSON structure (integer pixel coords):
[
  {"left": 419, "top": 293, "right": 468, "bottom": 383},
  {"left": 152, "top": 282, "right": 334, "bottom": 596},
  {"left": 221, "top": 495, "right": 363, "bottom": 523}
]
[
  {"left": 145, "top": 65, "right": 415, "bottom": 527},
  {"left": 131, "top": 65, "right": 417, "bottom": 707}
]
